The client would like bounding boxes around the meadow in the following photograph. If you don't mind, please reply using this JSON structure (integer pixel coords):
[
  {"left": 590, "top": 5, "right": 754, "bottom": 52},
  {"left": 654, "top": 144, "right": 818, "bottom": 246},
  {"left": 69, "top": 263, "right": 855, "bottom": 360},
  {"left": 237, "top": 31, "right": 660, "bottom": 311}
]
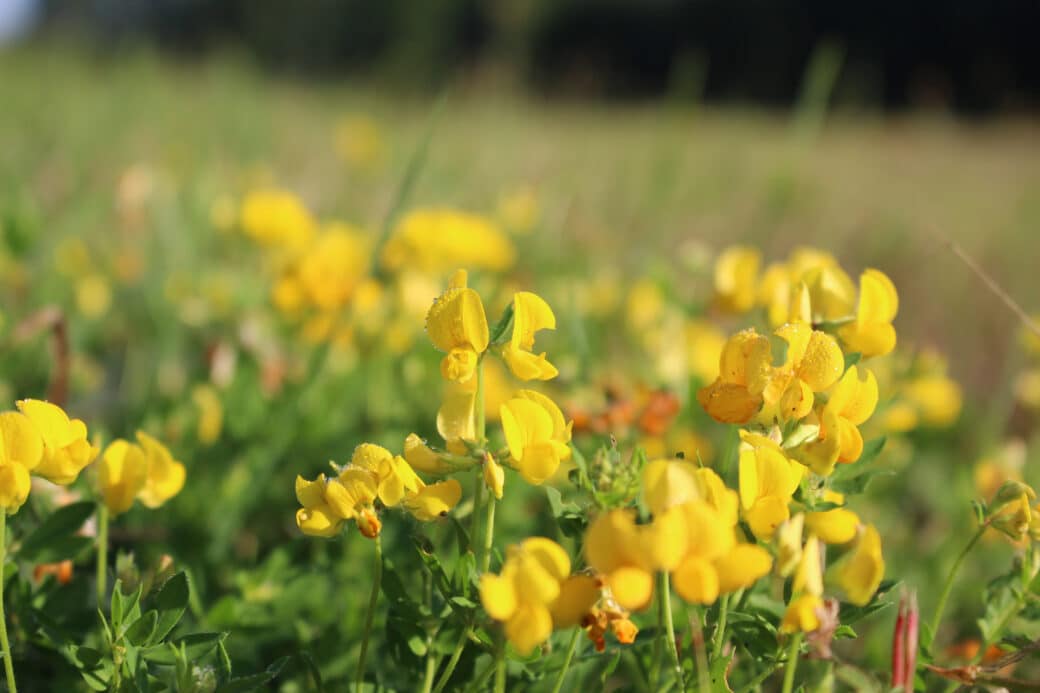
[{"left": 1, "top": 43, "right": 1040, "bottom": 691}]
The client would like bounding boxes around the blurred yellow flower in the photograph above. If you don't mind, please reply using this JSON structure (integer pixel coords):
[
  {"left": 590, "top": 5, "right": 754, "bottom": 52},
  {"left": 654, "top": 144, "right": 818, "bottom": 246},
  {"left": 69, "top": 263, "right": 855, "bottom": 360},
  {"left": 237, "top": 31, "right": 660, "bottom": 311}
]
[
  {"left": 685, "top": 320, "right": 726, "bottom": 383},
  {"left": 191, "top": 384, "right": 223, "bottom": 446},
  {"left": 714, "top": 245, "right": 760, "bottom": 313},
  {"left": 75, "top": 274, "right": 112, "bottom": 318},
  {"left": 497, "top": 185, "right": 540, "bottom": 234},
  {"left": 135, "top": 431, "right": 186, "bottom": 509},
  {"left": 781, "top": 535, "right": 824, "bottom": 633},
  {"left": 16, "top": 399, "right": 97, "bottom": 485},
  {"left": 500, "top": 390, "right": 572, "bottom": 484},
  {"left": 502, "top": 292, "right": 558, "bottom": 381},
  {"left": 836, "top": 524, "right": 884, "bottom": 606},
  {"left": 239, "top": 188, "right": 316, "bottom": 250},
  {"left": 295, "top": 473, "right": 345, "bottom": 538},
  {"left": 839, "top": 269, "right": 898, "bottom": 358},
  {"left": 382, "top": 208, "right": 515, "bottom": 274},
  {"left": 805, "top": 491, "right": 860, "bottom": 545},
  {"left": 426, "top": 270, "right": 490, "bottom": 383},
  {"left": 480, "top": 537, "right": 598, "bottom": 655},
  {"left": 97, "top": 439, "right": 148, "bottom": 515}
]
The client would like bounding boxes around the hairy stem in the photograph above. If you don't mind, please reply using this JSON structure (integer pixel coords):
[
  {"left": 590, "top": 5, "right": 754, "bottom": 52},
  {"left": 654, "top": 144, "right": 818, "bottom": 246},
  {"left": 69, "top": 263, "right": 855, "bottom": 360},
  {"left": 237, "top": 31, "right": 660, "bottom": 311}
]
[
  {"left": 660, "top": 571, "right": 685, "bottom": 690},
  {"left": 781, "top": 633, "right": 803, "bottom": 693},
  {"left": 356, "top": 534, "right": 382, "bottom": 691}
]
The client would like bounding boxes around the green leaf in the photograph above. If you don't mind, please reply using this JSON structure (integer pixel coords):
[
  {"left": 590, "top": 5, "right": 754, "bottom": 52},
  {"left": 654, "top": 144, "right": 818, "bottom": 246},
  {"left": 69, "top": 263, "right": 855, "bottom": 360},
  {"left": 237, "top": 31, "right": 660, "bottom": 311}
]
[
  {"left": 489, "top": 303, "right": 515, "bottom": 345},
  {"left": 545, "top": 486, "right": 564, "bottom": 517},
  {"left": 124, "top": 610, "right": 158, "bottom": 646},
  {"left": 17, "top": 501, "right": 95, "bottom": 561},
  {"left": 142, "top": 632, "right": 226, "bottom": 665},
  {"left": 843, "top": 351, "right": 862, "bottom": 370},
  {"left": 215, "top": 656, "right": 289, "bottom": 693},
  {"left": 149, "top": 572, "right": 189, "bottom": 644},
  {"left": 295, "top": 651, "right": 324, "bottom": 693}
]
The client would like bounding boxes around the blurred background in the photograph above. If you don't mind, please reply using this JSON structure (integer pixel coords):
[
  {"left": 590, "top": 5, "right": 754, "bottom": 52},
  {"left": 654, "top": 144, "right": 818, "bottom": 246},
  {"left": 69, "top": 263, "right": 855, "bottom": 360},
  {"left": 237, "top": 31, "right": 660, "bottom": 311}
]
[{"left": 2, "top": 1, "right": 1040, "bottom": 686}]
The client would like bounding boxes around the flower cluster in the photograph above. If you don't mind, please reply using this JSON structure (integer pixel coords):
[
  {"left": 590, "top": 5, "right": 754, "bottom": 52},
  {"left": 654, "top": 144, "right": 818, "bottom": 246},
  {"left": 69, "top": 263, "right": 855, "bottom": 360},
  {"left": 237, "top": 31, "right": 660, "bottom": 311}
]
[{"left": 97, "top": 431, "right": 186, "bottom": 515}]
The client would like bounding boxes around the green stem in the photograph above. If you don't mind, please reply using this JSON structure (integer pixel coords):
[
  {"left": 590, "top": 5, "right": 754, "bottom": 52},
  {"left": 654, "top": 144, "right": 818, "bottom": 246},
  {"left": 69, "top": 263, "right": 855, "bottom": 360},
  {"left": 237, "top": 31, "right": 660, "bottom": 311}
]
[
  {"left": 551, "top": 628, "right": 582, "bottom": 693},
  {"left": 420, "top": 572, "right": 437, "bottom": 693},
  {"left": 712, "top": 593, "right": 730, "bottom": 659},
  {"left": 475, "top": 358, "right": 486, "bottom": 443},
  {"left": 660, "top": 571, "right": 685, "bottom": 690},
  {"left": 96, "top": 503, "right": 108, "bottom": 606},
  {"left": 494, "top": 637, "right": 506, "bottom": 693},
  {"left": 431, "top": 631, "right": 468, "bottom": 693},
  {"left": 651, "top": 584, "right": 664, "bottom": 690},
  {"left": 469, "top": 474, "right": 484, "bottom": 553},
  {"left": 926, "top": 523, "right": 986, "bottom": 648},
  {"left": 356, "top": 534, "right": 382, "bottom": 692},
  {"left": 693, "top": 609, "right": 710, "bottom": 693},
  {"left": 1, "top": 513, "right": 18, "bottom": 693},
  {"left": 482, "top": 496, "right": 497, "bottom": 574},
  {"left": 781, "top": 633, "right": 803, "bottom": 693},
  {"left": 420, "top": 650, "right": 437, "bottom": 693}
]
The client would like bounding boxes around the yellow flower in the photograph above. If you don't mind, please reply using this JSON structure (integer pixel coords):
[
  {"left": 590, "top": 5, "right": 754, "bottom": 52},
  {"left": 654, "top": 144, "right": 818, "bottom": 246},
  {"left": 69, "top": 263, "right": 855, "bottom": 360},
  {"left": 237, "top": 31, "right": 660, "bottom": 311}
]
[
  {"left": 239, "top": 188, "right": 315, "bottom": 249},
  {"left": 437, "top": 387, "right": 477, "bottom": 455},
  {"left": 16, "top": 399, "right": 98, "bottom": 485},
  {"left": 839, "top": 269, "right": 898, "bottom": 358},
  {"left": 762, "top": 322, "right": 844, "bottom": 422},
  {"left": 781, "top": 535, "right": 824, "bottom": 633},
  {"left": 295, "top": 473, "right": 345, "bottom": 538},
  {"left": 480, "top": 537, "right": 597, "bottom": 655},
  {"left": 0, "top": 411, "right": 43, "bottom": 513},
  {"left": 713, "top": 245, "right": 760, "bottom": 313},
  {"left": 76, "top": 274, "right": 112, "bottom": 318},
  {"left": 836, "top": 524, "right": 884, "bottom": 606},
  {"left": 903, "top": 375, "right": 962, "bottom": 427},
  {"left": 758, "top": 248, "right": 854, "bottom": 327},
  {"left": 825, "top": 366, "right": 878, "bottom": 463},
  {"left": 738, "top": 432, "right": 804, "bottom": 541},
  {"left": 293, "top": 223, "right": 370, "bottom": 312},
  {"left": 191, "top": 384, "right": 223, "bottom": 446},
  {"left": 502, "top": 292, "right": 558, "bottom": 381},
  {"left": 500, "top": 391, "right": 572, "bottom": 484},
  {"left": 97, "top": 439, "right": 148, "bottom": 515},
  {"left": 585, "top": 509, "right": 686, "bottom": 610},
  {"left": 381, "top": 208, "right": 515, "bottom": 274},
  {"left": 349, "top": 443, "right": 422, "bottom": 508},
  {"left": 775, "top": 514, "right": 805, "bottom": 577},
  {"left": 135, "top": 431, "right": 186, "bottom": 509},
  {"left": 426, "top": 270, "right": 490, "bottom": 383},
  {"left": 697, "top": 329, "right": 772, "bottom": 424}
]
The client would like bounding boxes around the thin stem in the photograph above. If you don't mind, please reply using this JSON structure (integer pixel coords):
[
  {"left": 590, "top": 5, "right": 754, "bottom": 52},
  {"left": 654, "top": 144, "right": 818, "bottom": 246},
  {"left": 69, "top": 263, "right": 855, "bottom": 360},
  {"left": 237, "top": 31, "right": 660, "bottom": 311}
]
[
  {"left": 660, "top": 571, "right": 685, "bottom": 690},
  {"left": 551, "top": 628, "right": 582, "bottom": 693},
  {"left": 692, "top": 609, "right": 710, "bottom": 693},
  {"left": 926, "top": 524, "right": 986, "bottom": 648},
  {"left": 96, "top": 503, "right": 109, "bottom": 606},
  {"left": 469, "top": 474, "right": 484, "bottom": 553},
  {"left": 781, "top": 633, "right": 803, "bottom": 693},
  {"left": 431, "top": 632, "right": 468, "bottom": 693},
  {"left": 482, "top": 496, "right": 497, "bottom": 574},
  {"left": 356, "top": 534, "right": 382, "bottom": 692},
  {"left": 475, "top": 358, "right": 486, "bottom": 442},
  {"left": 1, "top": 513, "right": 18, "bottom": 693},
  {"left": 651, "top": 583, "right": 664, "bottom": 690},
  {"left": 420, "top": 650, "right": 437, "bottom": 693},
  {"left": 420, "top": 572, "right": 437, "bottom": 693},
  {"left": 494, "top": 637, "right": 506, "bottom": 693},
  {"left": 712, "top": 593, "right": 730, "bottom": 660}
]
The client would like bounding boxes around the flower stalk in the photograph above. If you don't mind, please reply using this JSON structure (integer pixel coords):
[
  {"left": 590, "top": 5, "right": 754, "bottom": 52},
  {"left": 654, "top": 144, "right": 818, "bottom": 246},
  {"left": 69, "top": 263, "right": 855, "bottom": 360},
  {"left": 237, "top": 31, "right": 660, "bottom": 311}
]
[
  {"left": 1, "top": 513, "right": 18, "bottom": 693},
  {"left": 96, "top": 503, "right": 109, "bottom": 606},
  {"left": 356, "top": 533, "right": 382, "bottom": 691}
]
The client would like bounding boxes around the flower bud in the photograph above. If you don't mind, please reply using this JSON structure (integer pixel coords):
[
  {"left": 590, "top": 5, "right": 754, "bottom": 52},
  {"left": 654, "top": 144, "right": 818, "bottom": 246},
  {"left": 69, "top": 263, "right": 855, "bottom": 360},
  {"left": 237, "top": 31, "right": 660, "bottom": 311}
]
[{"left": 484, "top": 455, "right": 505, "bottom": 499}]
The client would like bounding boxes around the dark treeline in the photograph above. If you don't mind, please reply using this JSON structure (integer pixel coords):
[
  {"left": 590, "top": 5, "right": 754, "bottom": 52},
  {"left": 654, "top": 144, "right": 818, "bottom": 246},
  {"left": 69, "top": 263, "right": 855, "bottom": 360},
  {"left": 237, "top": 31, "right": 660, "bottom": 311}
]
[{"left": 45, "top": 0, "right": 1040, "bottom": 113}]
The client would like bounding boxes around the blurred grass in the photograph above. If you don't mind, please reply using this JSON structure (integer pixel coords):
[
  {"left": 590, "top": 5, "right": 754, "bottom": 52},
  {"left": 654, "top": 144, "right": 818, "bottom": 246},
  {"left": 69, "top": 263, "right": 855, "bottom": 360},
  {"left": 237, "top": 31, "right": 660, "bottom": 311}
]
[{"left": 3, "top": 42, "right": 1038, "bottom": 400}]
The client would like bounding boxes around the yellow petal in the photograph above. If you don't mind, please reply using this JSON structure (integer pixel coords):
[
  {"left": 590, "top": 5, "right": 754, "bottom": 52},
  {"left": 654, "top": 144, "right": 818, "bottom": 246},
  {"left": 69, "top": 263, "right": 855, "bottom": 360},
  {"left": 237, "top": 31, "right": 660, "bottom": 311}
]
[
  {"left": 351, "top": 443, "right": 394, "bottom": 471},
  {"left": 840, "top": 322, "right": 896, "bottom": 359},
  {"left": 520, "top": 537, "right": 571, "bottom": 584},
  {"left": 403, "top": 479, "right": 462, "bottom": 521},
  {"left": 836, "top": 524, "right": 884, "bottom": 606},
  {"left": 641, "top": 506, "right": 689, "bottom": 571},
  {"left": 518, "top": 440, "right": 562, "bottom": 485},
  {"left": 778, "top": 378, "right": 815, "bottom": 421},
  {"left": 781, "top": 594, "right": 823, "bottom": 633},
  {"left": 795, "top": 330, "right": 844, "bottom": 392},
  {"left": 99, "top": 439, "right": 148, "bottom": 515},
  {"left": 377, "top": 455, "right": 423, "bottom": 507},
  {"left": 505, "top": 603, "right": 553, "bottom": 656},
  {"left": 714, "top": 245, "right": 761, "bottom": 313},
  {"left": 0, "top": 411, "right": 43, "bottom": 471},
  {"left": 438, "top": 388, "right": 476, "bottom": 447},
  {"left": 426, "top": 286, "right": 489, "bottom": 355},
  {"left": 135, "top": 431, "right": 186, "bottom": 509},
  {"left": 828, "top": 366, "right": 878, "bottom": 426},
  {"left": 715, "top": 544, "right": 773, "bottom": 594},
  {"left": 680, "top": 501, "right": 735, "bottom": 560},
  {"left": 672, "top": 556, "right": 719, "bottom": 605},
  {"left": 806, "top": 508, "right": 860, "bottom": 545},
  {"left": 327, "top": 468, "right": 377, "bottom": 518},
  {"left": 404, "top": 433, "right": 450, "bottom": 474},
  {"left": 480, "top": 572, "right": 518, "bottom": 621},
  {"left": 718, "top": 328, "right": 772, "bottom": 389},
  {"left": 691, "top": 468, "right": 740, "bottom": 527},
  {"left": 441, "top": 347, "right": 479, "bottom": 382},
  {"left": 296, "top": 504, "right": 343, "bottom": 537},
  {"left": 643, "top": 459, "right": 700, "bottom": 516},
  {"left": 857, "top": 269, "right": 898, "bottom": 324},
  {"left": 484, "top": 456, "right": 505, "bottom": 499},
  {"left": 585, "top": 510, "right": 639, "bottom": 574},
  {"left": 794, "top": 535, "right": 823, "bottom": 597},
  {"left": 511, "top": 292, "right": 556, "bottom": 351},
  {"left": 0, "top": 462, "right": 32, "bottom": 513},
  {"left": 775, "top": 514, "right": 805, "bottom": 577},
  {"left": 16, "top": 399, "right": 78, "bottom": 448},
  {"left": 295, "top": 473, "right": 328, "bottom": 508},
  {"left": 697, "top": 381, "right": 762, "bottom": 424},
  {"left": 514, "top": 390, "right": 570, "bottom": 442},
  {"left": 745, "top": 496, "right": 790, "bottom": 542},
  {"left": 835, "top": 417, "right": 864, "bottom": 464},
  {"left": 550, "top": 575, "right": 600, "bottom": 628},
  {"left": 609, "top": 566, "right": 655, "bottom": 611}
]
